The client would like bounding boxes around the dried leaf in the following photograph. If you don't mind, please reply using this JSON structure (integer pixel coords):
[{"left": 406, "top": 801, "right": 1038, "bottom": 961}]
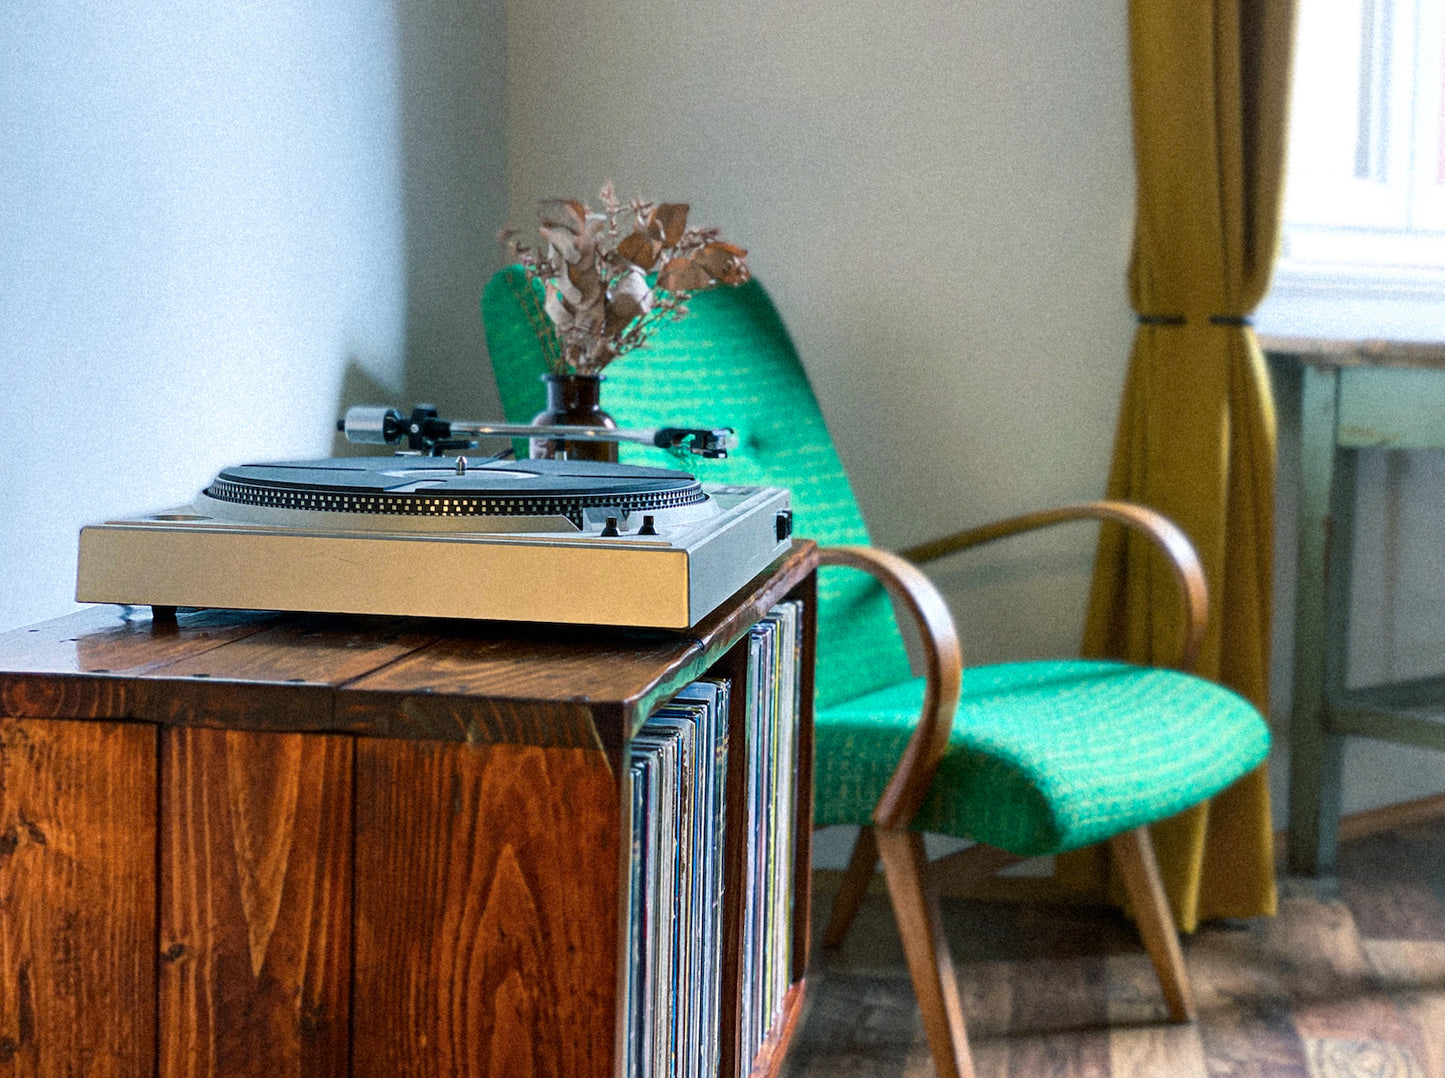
[
  {"left": 603, "top": 268, "right": 650, "bottom": 337},
  {"left": 708, "top": 240, "right": 747, "bottom": 259},
  {"left": 612, "top": 267, "right": 653, "bottom": 311},
  {"left": 538, "top": 198, "right": 588, "bottom": 233},
  {"left": 656, "top": 256, "right": 712, "bottom": 292},
  {"left": 544, "top": 281, "right": 574, "bottom": 327},
  {"left": 692, "top": 242, "right": 750, "bottom": 285},
  {"left": 653, "top": 203, "right": 690, "bottom": 247},
  {"left": 616, "top": 229, "right": 659, "bottom": 270},
  {"left": 539, "top": 225, "right": 584, "bottom": 266},
  {"left": 566, "top": 260, "right": 604, "bottom": 303},
  {"left": 604, "top": 303, "right": 639, "bottom": 339}
]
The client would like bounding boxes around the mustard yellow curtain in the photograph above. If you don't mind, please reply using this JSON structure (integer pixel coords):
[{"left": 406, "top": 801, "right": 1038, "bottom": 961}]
[{"left": 1063, "top": 0, "right": 1296, "bottom": 933}]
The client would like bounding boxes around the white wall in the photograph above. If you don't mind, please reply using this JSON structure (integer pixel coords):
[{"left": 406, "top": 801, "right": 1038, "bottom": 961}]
[{"left": 0, "top": 0, "right": 507, "bottom": 632}]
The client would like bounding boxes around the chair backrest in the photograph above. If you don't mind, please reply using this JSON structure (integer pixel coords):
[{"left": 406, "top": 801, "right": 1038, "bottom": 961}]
[{"left": 482, "top": 267, "right": 913, "bottom": 711}]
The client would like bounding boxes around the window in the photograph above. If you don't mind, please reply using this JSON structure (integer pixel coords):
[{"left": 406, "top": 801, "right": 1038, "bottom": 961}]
[
  {"left": 1282, "top": 0, "right": 1445, "bottom": 265},
  {"left": 1262, "top": 0, "right": 1445, "bottom": 336}
]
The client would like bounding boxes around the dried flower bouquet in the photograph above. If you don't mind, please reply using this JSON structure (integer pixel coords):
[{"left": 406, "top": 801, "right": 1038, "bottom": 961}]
[{"left": 502, "top": 183, "right": 749, "bottom": 375}]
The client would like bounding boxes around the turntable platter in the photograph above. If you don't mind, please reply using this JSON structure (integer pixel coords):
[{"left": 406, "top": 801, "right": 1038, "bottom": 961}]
[{"left": 203, "top": 456, "right": 709, "bottom": 528}]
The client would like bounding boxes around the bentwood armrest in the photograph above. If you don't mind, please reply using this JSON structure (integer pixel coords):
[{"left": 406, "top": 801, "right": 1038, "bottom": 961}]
[
  {"left": 817, "top": 545, "right": 963, "bottom": 831},
  {"left": 897, "top": 501, "right": 1209, "bottom": 674}
]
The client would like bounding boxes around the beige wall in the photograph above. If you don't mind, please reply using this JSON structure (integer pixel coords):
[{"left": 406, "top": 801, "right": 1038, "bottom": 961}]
[{"left": 505, "top": 0, "right": 1138, "bottom": 667}]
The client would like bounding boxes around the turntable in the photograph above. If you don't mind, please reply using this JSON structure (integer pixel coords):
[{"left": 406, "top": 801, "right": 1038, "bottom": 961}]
[{"left": 76, "top": 407, "right": 793, "bottom": 629}]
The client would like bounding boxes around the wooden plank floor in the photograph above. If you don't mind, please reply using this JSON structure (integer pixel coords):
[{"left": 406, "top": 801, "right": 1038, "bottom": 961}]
[{"left": 783, "top": 817, "right": 1445, "bottom": 1078}]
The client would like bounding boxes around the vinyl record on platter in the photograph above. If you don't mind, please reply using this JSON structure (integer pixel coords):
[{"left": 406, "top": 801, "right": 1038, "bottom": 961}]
[{"left": 201, "top": 456, "right": 709, "bottom": 522}]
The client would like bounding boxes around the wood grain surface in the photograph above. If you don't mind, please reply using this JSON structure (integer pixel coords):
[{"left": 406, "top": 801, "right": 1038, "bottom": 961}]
[
  {"left": 352, "top": 739, "right": 621, "bottom": 1078},
  {"left": 748, "top": 984, "right": 809, "bottom": 1078},
  {"left": 716, "top": 638, "right": 753, "bottom": 1078},
  {"left": 0, "top": 718, "right": 156, "bottom": 1077},
  {"left": 143, "top": 614, "right": 438, "bottom": 733},
  {"left": 159, "top": 727, "right": 353, "bottom": 1077},
  {"left": 791, "top": 814, "right": 1445, "bottom": 1078},
  {"left": 338, "top": 542, "right": 819, "bottom": 761},
  {"left": 1104, "top": 954, "right": 1208, "bottom": 1078},
  {"left": 0, "top": 607, "right": 285, "bottom": 720},
  {"left": 336, "top": 630, "right": 660, "bottom": 754}
]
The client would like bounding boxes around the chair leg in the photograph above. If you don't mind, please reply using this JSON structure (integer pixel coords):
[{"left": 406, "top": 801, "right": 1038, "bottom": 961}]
[
  {"left": 876, "top": 827, "right": 975, "bottom": 1078},
  {"left": 1108, "top": 825, "right": 1197, "bottom": 1022},
  {"left": 822, "top": 825, "right": 878, "bottom": 948}
]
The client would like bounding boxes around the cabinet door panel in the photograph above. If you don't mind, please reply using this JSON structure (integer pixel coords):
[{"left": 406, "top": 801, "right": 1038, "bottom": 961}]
[
  {"left": 353, "top": 740, "right": 620, "bottom": 1078},
  {"left": 0, "top": 718, "right": 156, "bottom": 1077},
  {"left": 159, "top": 727, "right": 353, "bottom": 1077}
]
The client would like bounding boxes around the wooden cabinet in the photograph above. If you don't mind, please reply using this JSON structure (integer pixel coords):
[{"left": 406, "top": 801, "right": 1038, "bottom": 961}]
[{"left": 0, "top": 542, "right": 816, "bottom": 1078}]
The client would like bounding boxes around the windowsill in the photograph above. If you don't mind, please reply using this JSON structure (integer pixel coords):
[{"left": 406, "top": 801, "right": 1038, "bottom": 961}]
[{"left": 1256, "top": 259, "right": 1445, "bottom": 342}]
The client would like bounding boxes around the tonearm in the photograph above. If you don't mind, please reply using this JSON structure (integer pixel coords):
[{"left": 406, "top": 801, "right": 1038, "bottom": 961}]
[{"left": 338, "top": 405, "right": 735, "bottom": 458}]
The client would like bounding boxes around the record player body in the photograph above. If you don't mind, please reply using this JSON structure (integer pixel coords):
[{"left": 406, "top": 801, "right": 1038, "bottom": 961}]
[{"left": 77, "top": 455, "right": 793, "bottom": 629}]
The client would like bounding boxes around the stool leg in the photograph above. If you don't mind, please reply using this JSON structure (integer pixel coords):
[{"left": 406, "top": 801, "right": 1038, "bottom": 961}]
[
  {"left": 876, "top": 827, "right": 975, "bottom": 1078},
  {"left": 1109, "top": 826, "right": 1196, "bottom": 1022}
]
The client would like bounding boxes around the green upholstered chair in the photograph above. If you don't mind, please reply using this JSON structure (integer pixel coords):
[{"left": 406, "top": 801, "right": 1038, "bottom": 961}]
[{"left": 482, "top": 268, "right": 1270, "bottom": 1078}]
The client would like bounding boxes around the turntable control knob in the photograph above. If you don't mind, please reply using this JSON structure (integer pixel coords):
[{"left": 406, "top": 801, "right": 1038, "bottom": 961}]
[
  {"left": 638, "top": 515, "right": 658, "bottom": 536},
  {"left": 455, "top": 456, "right": 468, "bottom": 475},
  {"left": 601, "top": 517, "right": 621, "bottom": 537}
]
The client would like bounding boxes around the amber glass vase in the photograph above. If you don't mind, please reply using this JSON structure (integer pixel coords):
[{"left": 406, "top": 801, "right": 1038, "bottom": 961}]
[{"left": 528, "top": 373, "right": 619, "bottom": 462}]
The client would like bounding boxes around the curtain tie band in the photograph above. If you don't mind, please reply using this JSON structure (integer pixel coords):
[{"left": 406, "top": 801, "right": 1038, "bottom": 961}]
[{"left": 1135, "top": 313, "right": 1253, "bottom": 327}]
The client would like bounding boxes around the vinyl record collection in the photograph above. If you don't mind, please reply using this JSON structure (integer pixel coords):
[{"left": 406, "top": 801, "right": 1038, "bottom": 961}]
[{"left": 624, "top": 602, "right": 803, "bottom": 1078}]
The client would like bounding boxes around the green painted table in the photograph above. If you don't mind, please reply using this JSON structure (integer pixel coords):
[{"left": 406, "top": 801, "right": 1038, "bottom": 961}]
[{"left": 1267, "top": 337, "right": 1445, "bottom": 877}]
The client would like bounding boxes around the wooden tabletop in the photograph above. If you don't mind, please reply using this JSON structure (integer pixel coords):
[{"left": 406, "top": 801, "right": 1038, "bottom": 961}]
[{"left": 0, "top": 540, "right": 817, "bottom": 765}]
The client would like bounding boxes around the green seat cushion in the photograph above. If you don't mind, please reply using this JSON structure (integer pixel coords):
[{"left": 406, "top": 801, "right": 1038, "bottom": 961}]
[{"left": 815, "top": 659, "right": 1271, "bottom": 857}]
